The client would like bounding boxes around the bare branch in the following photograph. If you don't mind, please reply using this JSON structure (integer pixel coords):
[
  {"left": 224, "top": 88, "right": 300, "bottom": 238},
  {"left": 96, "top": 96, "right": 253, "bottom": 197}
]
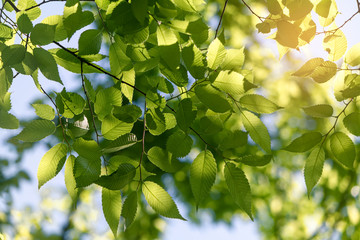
[{"left": 214, "top": 0, "right": 229, "bottom": 39}]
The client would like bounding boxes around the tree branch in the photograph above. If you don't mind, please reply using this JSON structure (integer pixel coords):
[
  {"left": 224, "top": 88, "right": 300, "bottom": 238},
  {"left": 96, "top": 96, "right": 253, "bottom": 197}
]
[
  {"left": 214, "top": 0, "right": 229, "bottom": 39},
  {"left": 240, "top": 0, "right": 263, "bottom": 22}
]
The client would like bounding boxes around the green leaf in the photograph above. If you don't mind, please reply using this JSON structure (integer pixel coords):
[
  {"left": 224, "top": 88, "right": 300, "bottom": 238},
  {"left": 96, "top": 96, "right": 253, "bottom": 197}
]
[
  {"left": 146, "top": 91, "right": 166, "bottom": 110},
  {"left": 157, "top": 24, "right": 177, "bottom": 46},
  {"left": 121, "top": 70, "right": 136, "bottom": 104},
  {"left": 212, "top": 71, "right": 245, "bottom": 96},
  {"left": 17, "top": 0, "right": 41, "bottom": 20},
  {"left": 241, "top": 111, "right": 271, "bottom": 153},
  {"left": 182, "top": 44, "right": 206, "bottom": 79},
  {"left": 167, "top": 131, "right": 193, "bottom": 158},
  {"left": 102, "top": 188, "right": 121, "bottom": 237},
  {"left": 101, "top": 133, "right": 137, "bottom": 153},
  {"left": 42, "top": 15, "right": 68, "bottom": 41},
  {"left": 65, "top": 155, "right": 78, "bottom": 201},
  {"left": 0, "top": 110, "right": 19, "bottom": 129},
  {"left": 0, "top": 68, "right": 13, "bottom": 99},
  {"left": 94, "top": 87, "right": 123, "bottom": 120},
  {"left": 1, "top": 44, "right": 26, "bottom": 67},
  {"left": 101, "top": 115, "right": 134, "bottom": 140},
  {"left": 224, "top": 163, "right": 253, "bottom": 220},
  {"left": 33, "top": 48, "right": 62, "bottom": 84},
  {"left": 56, "top": 90, "right": 85, "bottom": 118},
  {"left": 237, "top": 155, "right": 272, "bottom": 167},
  {"left": 30, "top": 23, "right": 56, "bottom": 45},
  {"left": 155, "top": 0, "right": 177, "bottom": 19},
  {"left": 207, "top": 38, "right": 226, "bottom": 70},
  {"left": 142, "top": 181, "right": 186, "bottom": 220},
  {"left": 78, "top": 29, "right": 102, "bottom": 55},
  {"left": 172, "top": 0, "right": 203, "bottom": 12},
  {"left": 303, "top": 104, "right": 333, "bottom": 118},
  {"left": 16, "top": 120, "right": 55, "bottom": 142},
  {"left": 73, "top": 138, "right": 101, "bottom": 160},
  {"left": 131, "top": 0, "right": 148, "bottom": 24},
  {"left": 283, "top": 132, "right": 323, "bottom": 152},
  {"left": 37, "top": 143, "right": 68, "bottom": 189},
  {"left": 74, "top": 155, "right": 101, "bottom": 187},
  {"left": 114, "top": 105, "right": 142, "bottom": 123},
  {"left": 159, "top": 44, "right": 180, "bottom": 70},
  {"left": 63, "top": 10, "right": 94, "bottom": 39},
  {"left": 343, "top": 112, "right": 360, "bottom": 136},
  {"left": 109, "top": 35, "right": 132, "bottom": 76},
  {"left": 32, "top": 104, "right": 55, "bottom": 120},
  {"left": 121, "top": 192, "right": 138, "bottom": 228},
  {"left": 96, "top": 164, "right": 135, "bottom": 190},
  {"left": 159, "top": 63, "right": 188, "bottom": 87},
  {"left": 176, "top": 98, "right": 197, "bottom": 131},
  {"left": 147, "top": 146, "right": 182, "bottom": 173},
  {"left": 345, "top": 42, "right": 360, "bottom": 66},
  {"left": 49, "top": 48, "right": 104, "bottom": 73},
  {"left": 220, "top": 48, "right": 245, "bottom": 72},
  {"left": 13, "top": 52, "right": 37, "bottom": 75},
  {"left": 0, "top": 23, "right": 13, "bottom": 39},
  {"left": 17, "top": 12, "right": 33, "bottom": 34},
  {"left": 195, "top": 84, "right": 231, "bottom": 113},
  {"left": 146, "top": 108, "right": 168, "bottom": 136},
  {"left": 267, "top": 0, "right": 282, "bottom": 15},
  {"left": 239, "top": 94, "right": 281, "bottom": 114},
  {"left": 190, "top": 150, "right": 217, "bottom": 206},
  {"left": 218, "top": 130, "right": 248, "bottom": 150},
  {"left": 330, "top": 132, "right": 355, "bottom": 169},
  {"left": 304, "top": 146, "right": 325, "bottom": 196}
]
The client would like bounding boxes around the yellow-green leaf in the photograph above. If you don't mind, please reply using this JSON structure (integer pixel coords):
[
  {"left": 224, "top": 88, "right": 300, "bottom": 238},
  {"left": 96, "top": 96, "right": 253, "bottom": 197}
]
[
  {"left": 102, "top": 188, "right": 121, "bottom": 237},
  {"left": 283, "top": 132, "right": 322, "bottom": 152},
  {"left": 343, "top": 112, "right": 360, "bottom": 136},
  {"left": 142, "top": 181, "right": 186, "bottom": 220},
  {"left": 323, "top": 27, "right": 347, "bottom": 61},
  {"left": 330, "top": 132, "right": 355, "bottom": 169},
  {"left": 37, "top": 143, "right": 68, "bottom": 189},
  {"left": 207, "top": 38, "right": 226, "bottom": 70},
  {"left": 345, "top": 42, "right": 360, "bottom": 67},
  {"left": 239, "top": 94, "right": 281, "bottom": 114},
  {"left": 303, "top": 104, "right": 333, "bottom": 118},
  {"left": 304, "top": 146, "right": 325, "bottom": 196}
]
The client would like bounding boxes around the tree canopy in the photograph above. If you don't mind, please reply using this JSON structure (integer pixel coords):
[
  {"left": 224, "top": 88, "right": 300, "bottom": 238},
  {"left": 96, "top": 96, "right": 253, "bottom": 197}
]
[{"left": 1, "top": 0, "right": 360, "bottom": 239}]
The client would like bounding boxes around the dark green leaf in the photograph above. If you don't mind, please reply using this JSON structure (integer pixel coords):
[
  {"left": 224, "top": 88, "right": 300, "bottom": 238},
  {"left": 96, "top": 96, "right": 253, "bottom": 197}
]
[
  {"left": 176, "top": 98, "right": 197, "bottom": 131},
  {"left": 16, "top": 119, "right": 55, "bottom": 142},
  {"left": 33, "top": 48, "right": 62, "bottom": 84},
  {"left": 121, "top": 192, "right": 138, "bottom": 228},
  {"left": 147, "top": 146, "right": 182, "bottom": 172},
  {"left": 166, "top": 131, "right": 193, "bottom": 158},
  {"left": 1, "top": 44, "right": 26, "bottom": 67},
  {"left": 195, "top": 84, "right": 231, "bottom": 113},
  {"left": 237, "top": 155, "right": 272, "bottom": 167},
  {"left": 96, "top": 164, "right": 135, "bottom": 190},
  {"left": 30, "top": 23, "right": 56, "bottom": 45},
  {"left": 78, "top": 29, "right": 102, "bottom": 55}
]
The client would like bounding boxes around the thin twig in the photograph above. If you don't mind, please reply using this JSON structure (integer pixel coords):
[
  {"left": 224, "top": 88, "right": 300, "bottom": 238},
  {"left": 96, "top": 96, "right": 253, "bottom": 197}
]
[
  {"left": 138, "top": 102, "right": 147, "bottom": 185},
  {"left": 316, "top": 11, "right": 360, "bottom": 35},
  {"left": 40, "top": 86, "right": 71, "bottom": 149},
  {"left": 215, "top": 0, "right": 229, "bottom": 39},
  {"left": 52, "top": 41, "right": 146, "bottom": 96},
  {"left": 240, "top": 0, "right": 263, "bottom": 22}
]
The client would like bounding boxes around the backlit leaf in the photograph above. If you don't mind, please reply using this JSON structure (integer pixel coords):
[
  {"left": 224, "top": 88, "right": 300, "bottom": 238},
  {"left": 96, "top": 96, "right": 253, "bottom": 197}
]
[
  {"left": 237, "top": 155, "right": 272, "bottom": 167},
  {"left": 101, "top": 115, "right": 134, "bottom": 140},
  {"left": 65, "top": 155, "right": 78, "bottom": 201},
  {"left": 239, "top": 94, "right": 281, "bottom": 114},
  {"left": 176, "top": 98, "right": 197, "bottom": 131},
  {"left": 303, "top": 104, "right": 333, "bottom": 118},
  {"left": 275, "top": 21, "right": 301, "bottom": 48},
  {"left": 207, "top": 38, "right": 226, "bottom": 70},
  {"left": 267, "top": 0, "right": 282, "bottom": 15},
  {"left": 147, "top": 146, "right": 182, "bottom": 173},
  {"left": 16, "top": 120, "right": 56, "bottom": 142},
  {"left": 101, "top": 133, "right": 137, "bottom": 153},
  {"left": 224, "top": 163, "right": 253, "bottom": 220},
  {"left": 241, "top": 110, "right": 271, "bottom": 153},
  {"left": 283, "top": 132, "right": 323, "bottom": 152},
  {"left": 343, "top": 112, "right": 360, "bottom": 136},
  {"left": 190, "top": 150, "right": 217, "bottom": 206},
  {"left": 330, "top": 132, "right": 355, "bottom": 169},
  {"left": 309, "top": 61, "right": 337, "bottom": 83},
  {"left": 32, "top": 104, "right": 55, "bottom": 120},
  {"left": 142, "top": 181, "right": 186, "bottom": 220},
  {"left": 292, "top": 58, "right": 324, "bottom": 77},
  {"left": 304, "top": 146, "right": 325, "bottom": 196},
  {"left": 74, "top": 155, "right": 101, "bottom": 187},
  {"left": 96, "top": 164, "right": 135, "bottom": 190},
  {"left": 345, "top": 42, "right": 360, "bottom": 67},
  {"left": 33, "top": 48, "right": 62, "bottom": 84},
  {"left": 0, "top": 110, "right": 19, "bottom": 129},
  {"left": 195, "top": 84, "right": 231, "bottom": 113},
  {"left": 167, "top": 131, "right": 193, "bottom": 158},
  {"left": 102, "top": 188, "right": 121, "bottom": 237},
  {"left": 121, "top": 192, "right": 138, "bottom": 228},
  {"left": 323, "top": 27, "right": 347, "bottom": 61},
  {"left": 78, "top": 29, "right": 102, "bottom": 55},
  {"left": 220, "top": 48, "right": 245, "bottom": 72},
  {"left": 212, "top": 71, "right": 245, "bottom": 96},
  {"left": 37, "top": 143, "right": 68, "bottom": 189}
]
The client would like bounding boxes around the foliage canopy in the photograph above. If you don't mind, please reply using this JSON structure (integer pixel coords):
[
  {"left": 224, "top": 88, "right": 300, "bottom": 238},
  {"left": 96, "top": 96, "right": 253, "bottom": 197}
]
[{"left": 1, "top": 0, "right": 360, "bottom": 239}]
